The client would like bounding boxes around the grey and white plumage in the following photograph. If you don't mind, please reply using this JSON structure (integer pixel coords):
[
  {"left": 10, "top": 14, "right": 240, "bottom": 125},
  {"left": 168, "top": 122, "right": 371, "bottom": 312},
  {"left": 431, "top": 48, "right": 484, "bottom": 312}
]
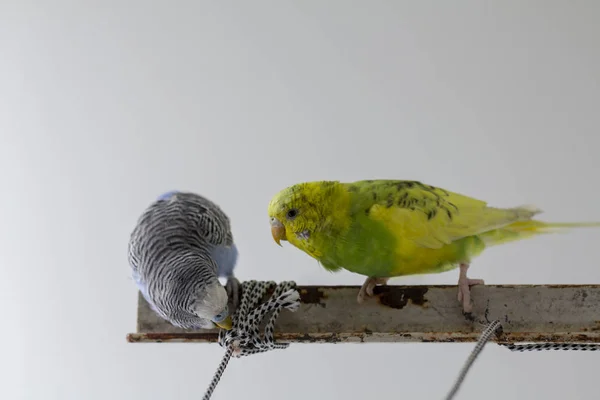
[{"left": 128, "top": 191, "right": 239, "bottom": 330}]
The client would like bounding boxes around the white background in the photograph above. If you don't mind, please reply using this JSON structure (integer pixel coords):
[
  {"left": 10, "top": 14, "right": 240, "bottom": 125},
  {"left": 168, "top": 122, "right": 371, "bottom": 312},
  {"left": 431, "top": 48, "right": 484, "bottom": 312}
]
[{"left": 2, "top": 1, "right": 600, "bottom": 399}]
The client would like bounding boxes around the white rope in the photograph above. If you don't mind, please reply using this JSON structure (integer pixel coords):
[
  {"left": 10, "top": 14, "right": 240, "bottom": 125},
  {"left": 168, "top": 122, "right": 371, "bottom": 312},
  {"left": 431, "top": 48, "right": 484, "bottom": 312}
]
[
  {"left": 445, "top": 320, "right": 502, "bottom": 400},
  {"left": 501, "top": 342, "right": 600, "bottom": 352},
  {"left": 202, "top": 280, "right": 300, "bottom": 400},
  {"left": 445, "top": 319, "right": 600, "bottom": 399}
]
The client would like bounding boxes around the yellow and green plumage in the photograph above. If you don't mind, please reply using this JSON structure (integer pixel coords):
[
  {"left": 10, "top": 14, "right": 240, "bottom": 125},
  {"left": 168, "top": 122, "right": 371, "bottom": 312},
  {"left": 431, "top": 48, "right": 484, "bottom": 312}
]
[{"left": 267, "top": 180, "right": 600, "bottom": 312}]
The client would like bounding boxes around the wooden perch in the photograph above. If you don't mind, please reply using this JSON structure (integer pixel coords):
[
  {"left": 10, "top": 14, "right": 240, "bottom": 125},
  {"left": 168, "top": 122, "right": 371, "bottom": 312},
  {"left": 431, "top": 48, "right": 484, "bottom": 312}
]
[{"left": 126, "top": 285, "right": 600, "bottom": 344}]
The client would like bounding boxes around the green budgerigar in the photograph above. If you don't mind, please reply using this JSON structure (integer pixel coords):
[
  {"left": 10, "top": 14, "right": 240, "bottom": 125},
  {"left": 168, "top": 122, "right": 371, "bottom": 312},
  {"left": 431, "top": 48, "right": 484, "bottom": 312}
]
[{"left": 267, "top": 180, "right": 600, "bottom": 313}]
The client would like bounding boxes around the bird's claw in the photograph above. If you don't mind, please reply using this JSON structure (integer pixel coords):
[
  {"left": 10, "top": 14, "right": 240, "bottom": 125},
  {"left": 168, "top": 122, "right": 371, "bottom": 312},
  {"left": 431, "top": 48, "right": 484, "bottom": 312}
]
[
  {"left": 226, "top": 276, "right": 240, "bottom": 314},
  {"left": 457, "top": 264, "right": 484, "bottom": 314},
  {"left": 357, "top": 277, "right": 389, "bottom": 303}
]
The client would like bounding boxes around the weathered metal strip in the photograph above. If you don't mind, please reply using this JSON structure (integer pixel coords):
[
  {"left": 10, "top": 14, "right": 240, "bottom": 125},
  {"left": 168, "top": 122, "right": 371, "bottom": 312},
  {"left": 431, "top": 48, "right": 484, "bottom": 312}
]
[{"left": 126, "top": 285, "right": 600, "bottom": 344}]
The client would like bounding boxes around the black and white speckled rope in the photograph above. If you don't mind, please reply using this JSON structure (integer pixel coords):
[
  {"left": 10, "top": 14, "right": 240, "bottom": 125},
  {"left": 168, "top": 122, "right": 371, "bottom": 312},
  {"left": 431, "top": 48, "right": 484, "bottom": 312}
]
[
  {"left": 202, "top": 346, "right": 234, "bottom": 400},
  {"left": 500, "top": 342, "right": 600, "bottom": 352},
  {"left": 202, "top": 280, "right": 300, "bottom": 400},
  {"left": 445, "top": 320, "right": 502, "bottom": 400},
  {"left": 446, "top": 319, "right": 600, "bottom": 399}
]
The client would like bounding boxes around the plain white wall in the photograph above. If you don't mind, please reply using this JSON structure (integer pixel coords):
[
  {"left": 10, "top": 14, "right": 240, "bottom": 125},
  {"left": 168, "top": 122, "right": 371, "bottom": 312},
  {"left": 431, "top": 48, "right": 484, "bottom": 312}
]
[{"left": 2, "top": 1, "right": 600, "bottom": 399}]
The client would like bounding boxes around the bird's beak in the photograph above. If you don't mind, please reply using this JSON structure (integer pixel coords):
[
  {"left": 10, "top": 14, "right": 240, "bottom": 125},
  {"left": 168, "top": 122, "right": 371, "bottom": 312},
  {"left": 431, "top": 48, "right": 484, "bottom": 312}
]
[
  {"left": 270, "top": 218, "right": 287, "bottom": 246},
  {"left": 214, "top": 315, "right": 232, "bottom": 330}
]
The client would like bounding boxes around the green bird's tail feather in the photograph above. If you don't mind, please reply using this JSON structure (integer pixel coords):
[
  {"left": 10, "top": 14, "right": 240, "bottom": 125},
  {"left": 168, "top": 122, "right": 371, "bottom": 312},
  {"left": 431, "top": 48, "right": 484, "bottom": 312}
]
[{"left": 480, "top": 219, "right": 600, "bottom": 247}]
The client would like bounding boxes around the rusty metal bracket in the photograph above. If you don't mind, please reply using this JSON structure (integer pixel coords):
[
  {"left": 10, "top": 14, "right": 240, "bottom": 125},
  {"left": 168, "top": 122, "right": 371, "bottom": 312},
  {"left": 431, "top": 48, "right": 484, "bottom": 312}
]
[{"left": 126, "top": 284, "right": 600, "bottom": 344}]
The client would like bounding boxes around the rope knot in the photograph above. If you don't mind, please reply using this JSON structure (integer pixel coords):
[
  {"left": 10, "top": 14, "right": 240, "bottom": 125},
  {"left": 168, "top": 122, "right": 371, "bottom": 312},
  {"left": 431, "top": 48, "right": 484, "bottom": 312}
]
[{"left": 203, "top": 280, "right": 300, "bottom": 399}]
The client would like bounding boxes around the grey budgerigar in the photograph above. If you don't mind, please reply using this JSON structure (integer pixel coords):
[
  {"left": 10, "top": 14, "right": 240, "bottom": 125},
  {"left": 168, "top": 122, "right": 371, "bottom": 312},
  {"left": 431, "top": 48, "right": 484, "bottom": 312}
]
[{"left": 128, "top": 191, "right": 239, "bottom": 330}]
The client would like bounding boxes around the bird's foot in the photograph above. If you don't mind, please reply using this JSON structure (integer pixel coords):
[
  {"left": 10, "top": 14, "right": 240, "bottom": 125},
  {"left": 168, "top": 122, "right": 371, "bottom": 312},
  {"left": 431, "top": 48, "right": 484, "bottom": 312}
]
[
  {"left": 457, "top": 263, "right": 484, "bottom": 314},
  {"left": 357, "top": 277, "right": 389, "bottom": 303},
  {"left": 226, "top": 276, "right": 240, "bottom": 314}
]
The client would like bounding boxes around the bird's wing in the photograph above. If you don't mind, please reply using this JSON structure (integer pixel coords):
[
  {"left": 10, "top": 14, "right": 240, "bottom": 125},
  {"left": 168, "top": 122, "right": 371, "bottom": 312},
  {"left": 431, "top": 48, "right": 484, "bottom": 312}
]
[
  {"left": 355, "top": 180, "right": 538, "bottom": 249},
  {"left": 174, "top": 192, "right": 236, "bottom": 248}
]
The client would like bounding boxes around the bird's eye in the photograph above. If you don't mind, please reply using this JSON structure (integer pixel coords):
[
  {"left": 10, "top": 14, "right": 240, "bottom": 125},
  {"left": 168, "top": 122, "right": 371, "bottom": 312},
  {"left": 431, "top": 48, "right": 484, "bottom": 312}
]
[
  {"left": 213, "top": 313, "right": 225, "bottom": 322},
  {"left": 212, "top": 306, "right": 229, "bottom": 322},
  {"left": 286, "top": 208, "right": 298, "bottom": 219}
]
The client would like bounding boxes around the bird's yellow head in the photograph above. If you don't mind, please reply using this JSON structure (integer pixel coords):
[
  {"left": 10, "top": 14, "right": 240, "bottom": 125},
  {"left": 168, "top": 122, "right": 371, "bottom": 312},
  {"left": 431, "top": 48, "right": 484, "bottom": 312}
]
[{"left": 267, "top": 181, "right": 349, "bottom": 250}]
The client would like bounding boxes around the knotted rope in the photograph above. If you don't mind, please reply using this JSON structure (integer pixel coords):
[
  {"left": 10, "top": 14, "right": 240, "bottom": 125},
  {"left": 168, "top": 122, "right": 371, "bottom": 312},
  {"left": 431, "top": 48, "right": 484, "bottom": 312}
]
[{"left": 202, "top": 280, "right": 300, "bottom": 400}]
